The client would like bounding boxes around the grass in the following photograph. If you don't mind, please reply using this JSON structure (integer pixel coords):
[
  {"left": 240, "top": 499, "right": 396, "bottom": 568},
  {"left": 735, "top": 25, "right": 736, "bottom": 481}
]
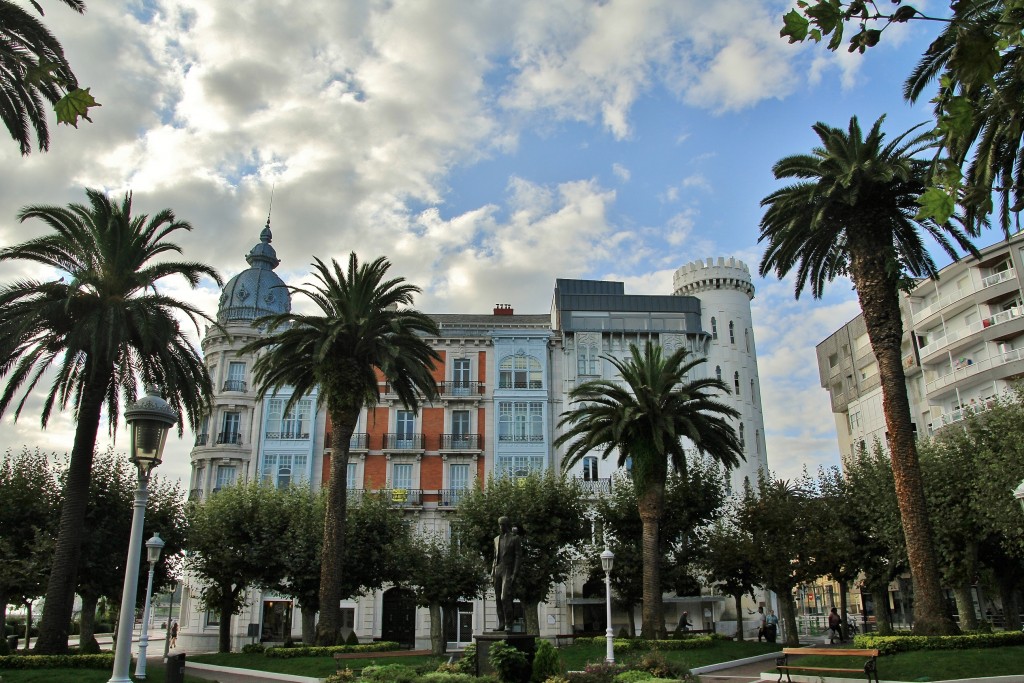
[
  {"left": 556, "top": 638, "right": 782, "bottom": 671},
  {"left": 191, "top": 650, "right": 446, "bottom": 677},
  {"left": 0, "top": 664, "right": 207, "bottom": 683},
  {"left": 785, "top": 644, "right": 1024, "bottom": 681}
]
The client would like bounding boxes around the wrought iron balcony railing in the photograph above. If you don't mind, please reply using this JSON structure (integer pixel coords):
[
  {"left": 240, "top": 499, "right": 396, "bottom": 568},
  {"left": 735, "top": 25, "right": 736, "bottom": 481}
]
[
  {"left": 222, "top": 379, "right": 247, "bottom": 392},
  {"left": 440, "top": 433, "right": 481, "bottom": 450},
  {"left": 384, "top": 433, "right": 424, "bottom": 450},
  {"left": 216, "top": 432, "right": 242, "bottom": 445}
]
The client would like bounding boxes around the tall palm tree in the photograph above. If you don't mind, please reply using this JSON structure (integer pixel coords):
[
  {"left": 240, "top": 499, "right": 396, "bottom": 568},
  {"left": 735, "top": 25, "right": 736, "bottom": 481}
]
[
  {"left": 1, "top": 0, "right": 87, "bottom": 155},
  {"left": 0, "top": 188, "right": 220, "bottom": 653},
  {"left": 243, "top": 253, "right": 440, "bottom": 645},
  {"left": 555, "top": 342, "right": 743, "bottom": 638},
  {"left": 758, "top": 115, "right": 976, "bottom": 635}
]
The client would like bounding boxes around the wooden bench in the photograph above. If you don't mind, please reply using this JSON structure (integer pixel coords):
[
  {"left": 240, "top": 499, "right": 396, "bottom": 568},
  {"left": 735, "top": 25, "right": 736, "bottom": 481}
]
[{"left": 775, "top": 647, "right": 880, "bottom": 683}]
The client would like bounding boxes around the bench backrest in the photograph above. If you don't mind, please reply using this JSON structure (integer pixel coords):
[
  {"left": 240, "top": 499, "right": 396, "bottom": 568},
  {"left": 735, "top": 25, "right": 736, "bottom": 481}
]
[{"left": 782, "top": 648, "right": 879, "bottom": 657}]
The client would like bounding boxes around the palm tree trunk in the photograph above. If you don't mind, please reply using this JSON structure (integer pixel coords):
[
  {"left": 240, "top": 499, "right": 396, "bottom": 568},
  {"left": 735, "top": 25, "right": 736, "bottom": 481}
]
[
  {"left": 637, "top": 484, "right": 665, "bottom": 639},
  {"left": 733, "top": 593, "right": 744, "bottom": 641},
  {"left": 429, "top": 603, "right": 445, "bottom": 655},
  {"left": 35, "top": 373, "right": 109, "bottom": 654},
  {"left": 316, "top": 408, "right": 357, "bottom": 646},
  {"left": 849, "top": 248, "right": 956, "bottom": 636},
  {"left": 524, "top": 600, "right": 540, "bottom": 635}
]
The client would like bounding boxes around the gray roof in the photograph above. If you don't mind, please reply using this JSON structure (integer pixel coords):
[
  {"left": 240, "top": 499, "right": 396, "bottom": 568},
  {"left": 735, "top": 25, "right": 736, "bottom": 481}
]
[{"left": 217, "top": 221, "right": 291, "bottom": 323}]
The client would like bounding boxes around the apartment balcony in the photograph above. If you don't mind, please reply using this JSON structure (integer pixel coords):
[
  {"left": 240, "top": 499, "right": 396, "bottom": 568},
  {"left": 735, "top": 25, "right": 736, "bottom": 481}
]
[
  {"left": 384, "top": 433, "right": 424, "bottom": 451},
  {"left": 222, "top": 379, "right": 247, "bottom": 392},
  {"left": 575, "top": 477, "right": 612, "bottom": 497},
  {"left": 925, "top": 347, "right": 1024, "bottom": 400},
  {"left": 437, "top": 488, "right": 470, "bottom": 508},
  {"left": 918, "top": 306, "right": 1024, "bottom": 361},
  {"left": 497, "top": 380, "right": 544, "bottom": 390},
  {"left": 911, "top": 268, "right": 1016, "bottom": 327},
  {"left": 216, "top": 432, "right": 242, "bottom": 446},
  {"left": 928, "top": 399, "right": 996, "bottom": 433},
  {"left": 385, "top": 488, "right": 423, "bottom": 507},
  {"left": 437, "top": 381, "right": 485, "bottom": 397},
  {"left": 194, "top": 433, "right": 209, "bottom": 446},
  {"left": 265, "top": 430, "right": 310, "bottom": 440},
  {"left": 324, "top": 432, "right": 371, "bottom": 451},
  {"left": 440, "top": 433, "right": 482, "bottom": 451}
]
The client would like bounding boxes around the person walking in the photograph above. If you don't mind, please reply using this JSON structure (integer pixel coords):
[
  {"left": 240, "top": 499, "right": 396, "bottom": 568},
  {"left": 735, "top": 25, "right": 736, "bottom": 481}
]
[
  {"left": 169, "top": 621, "right": 178, "bottom": 649},
  {"left": 828, "top": 607, "right": 842, "bottom": 644},
  {"left": 765, "top": 609, "right": 779, "bottom": 643},
  {"left": 756, "top": 606, "right": 766, "bottom": 642}
]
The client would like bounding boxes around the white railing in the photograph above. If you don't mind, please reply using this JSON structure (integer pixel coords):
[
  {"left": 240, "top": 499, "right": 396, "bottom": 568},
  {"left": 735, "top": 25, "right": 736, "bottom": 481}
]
[
  {"left": 918, "top": 307, "right": 1023, "bottom": 358},
  {"left": 925, "top": 346, "right": 1024, "bottom": 394},
  {"left": 911, "top": 268, "right": 1015, "bottom": 325},
  {"left": 981, "top": 268, "right": 1015, "bottom": 288}
]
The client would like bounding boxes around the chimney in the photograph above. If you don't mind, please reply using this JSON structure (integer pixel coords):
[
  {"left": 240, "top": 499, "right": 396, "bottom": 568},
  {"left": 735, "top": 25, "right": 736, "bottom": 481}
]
[{"left": 493, "top": 303, "right": 513, "bottom": 316}]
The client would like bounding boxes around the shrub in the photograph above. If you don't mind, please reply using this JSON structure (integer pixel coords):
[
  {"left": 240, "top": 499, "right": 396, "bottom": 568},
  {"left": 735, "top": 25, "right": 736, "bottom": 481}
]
[
  {"left": 360, "top": 663, "right": 419, "bottom": 683},
  {"left": 418, "top": 673, "right": 481, "bottom": 683},
  {"left": 324, "top": 668, "right": 357, "bottom": 682},
  {"left": 283, "top": 636, "right": 296, "bottom": 648},
  {"left": 454, "top": 642, "right": 477, "bottom": 675},
  {"left": 241, "top": 643, "right": 266, "bottom": 654},
  {"left": 614, "top": 672, "right": 655, "bottom": 682},
  {"left": 566, "top": 661, "right": 626, "bottom": 683},
  {"left": 345, "top": 629, "right": 360, "bottom": 645},
  {"left": 490, "top": 641, "right": 531, "bottom": 683},
  {"left": 0, "top": 640, "right": 9, "bottom": 657},
  {"left": 854, "top": 631, "right": 1024, "bottom": 655},
  {"left": 263, "top": 641, "right": 401, "bottom": 658},
  {"left": 628, "top": 651, "right": 691, "bottom": 681},
  {"left": 617, "top": 627, "right": 629, "bottom": 638},
  {"left": 531, "top": 640, "right": 561, "bottom": 683},
  {"left": 0, "top": 654, "right": 115, "bottom": 670}
]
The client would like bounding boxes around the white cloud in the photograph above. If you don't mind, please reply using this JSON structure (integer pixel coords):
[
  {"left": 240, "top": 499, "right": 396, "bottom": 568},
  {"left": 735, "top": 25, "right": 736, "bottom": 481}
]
[{"left": 612, "top": 163, "right": 631, "bottom": 183}]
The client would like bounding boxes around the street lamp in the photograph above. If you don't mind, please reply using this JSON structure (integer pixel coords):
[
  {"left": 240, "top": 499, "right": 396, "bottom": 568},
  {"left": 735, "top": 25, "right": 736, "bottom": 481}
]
[
  {"left": 109, "top": 387, "right": 177, "bottom": 683},
  {"left": 601, "top": 547, "right": 615, "bottom": 664},
  {"left": 135, "top": 533, "right": 165, "bottom": 679}
]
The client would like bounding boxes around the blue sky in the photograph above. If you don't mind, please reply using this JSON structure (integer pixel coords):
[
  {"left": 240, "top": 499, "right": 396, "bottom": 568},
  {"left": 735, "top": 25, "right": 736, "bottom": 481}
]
[{"left": 0, "top": 0, "right": 963, "bottom": 488}]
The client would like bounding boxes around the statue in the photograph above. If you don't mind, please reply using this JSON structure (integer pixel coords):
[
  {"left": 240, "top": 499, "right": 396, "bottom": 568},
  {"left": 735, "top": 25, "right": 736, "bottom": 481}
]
[{"left": 491, "top": 515, "right": 522, "bottom": 631}]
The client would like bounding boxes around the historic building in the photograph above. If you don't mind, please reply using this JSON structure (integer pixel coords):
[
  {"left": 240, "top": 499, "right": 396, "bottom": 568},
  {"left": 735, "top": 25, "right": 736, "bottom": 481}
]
[{"left": 177, "top": 228, "right": 771, "bottom": 651}]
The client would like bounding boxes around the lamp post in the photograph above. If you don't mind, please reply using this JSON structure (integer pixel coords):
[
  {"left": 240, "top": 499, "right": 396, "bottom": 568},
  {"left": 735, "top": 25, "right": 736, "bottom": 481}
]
[
  {"left": 601, "top": 547, "right": 615, "bottom": 664},
  {"left": 135, "top": 533, "right": 165, "bottom": 679},
  {"left": 109, "top": 386, "right": 177, "bottom": 683},
  {"left": 163, "top": 581, "right": 178, "bottom": 658}
]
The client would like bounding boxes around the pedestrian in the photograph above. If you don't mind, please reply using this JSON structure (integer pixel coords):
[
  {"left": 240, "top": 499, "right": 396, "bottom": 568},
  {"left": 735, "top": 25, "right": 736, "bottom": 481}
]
[
  {"left": 170, "top": 621, "right": 178, "bottom": 648},
  {"left": 765, "top": 609, "right": 779, "bottom": 643},
  {"left": 828, "top": 607, "right": 842, "bottom": 643},
  {"left": 677, "top": 611, "right": 692, "bottom": 633},
  {"left": 756, "top": 605, "right": 766, "bottom": 642}
]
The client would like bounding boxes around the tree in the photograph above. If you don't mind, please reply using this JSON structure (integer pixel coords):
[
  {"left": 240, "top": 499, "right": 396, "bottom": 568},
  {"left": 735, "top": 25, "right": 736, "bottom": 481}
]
[
  {"left": 0, "top": 188, "right": 219, "bottom": 653},
  {"left": 736, "top": 472, "right": 821, "bottom": 646},
  {"left": 555, "top": 342, "right": 743, "bottom": 638},
  {"left": 0, "top": 448, "right": 59, "bottom": 654},
  {"left": 780, "top": 1, "right": 1024, "bottom": 231},
  {"left": 758, "top": 116, "right": 975, "bottom": 635},
  {"left": 700, "top": 518, "right": 760, "bottom": 641},
  {"left": 812, "top": 466, "right": 867, "bottom": 641},
  {"left": 242, "top": 253, "right": 440, "bottom": 645},
  {"left": 593, "top": 466, "right": 726, "bottom": 636},
  {"left": 456, "top": 471, "right": 589, "bottom": 635},
  {"left": 405, "top": 532, "right": 489, "bottom": 655},
  {"left": 0, "top": 0, "right": 99, "bottom": 155},
  {"left": 184, "top": 483, "right": 294, "bottom": 652}
]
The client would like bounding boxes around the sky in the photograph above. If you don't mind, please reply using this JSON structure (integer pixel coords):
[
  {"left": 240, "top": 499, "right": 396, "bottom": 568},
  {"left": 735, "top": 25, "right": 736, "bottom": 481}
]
[{"left": 0, "top": 0, "right": 960, "bottom": 490}]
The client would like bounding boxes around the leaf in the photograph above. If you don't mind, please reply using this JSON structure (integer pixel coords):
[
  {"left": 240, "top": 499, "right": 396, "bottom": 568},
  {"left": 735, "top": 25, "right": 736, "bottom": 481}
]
[
  {"left": 915, "top": 187, "right": 956, "bottom": 224},
  {"left": 891, "top": 5, "right": 918, "bottom": 22},
  {"left": 781, "top": 9, "right": 811, "bottom": 43},
  {"left": 55, "top": 88, "right": 100, "bottom": 127}
]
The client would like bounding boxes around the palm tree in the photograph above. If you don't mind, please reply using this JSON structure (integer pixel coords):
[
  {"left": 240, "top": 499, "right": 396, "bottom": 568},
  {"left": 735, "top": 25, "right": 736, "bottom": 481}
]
[
  {"left": 758, "top": 115, "right": 976, "bottom": 635},
  {"left": 0, "top": 188, "right": 220, "bottom": 653},
  {"left": 555, "top": 342, "right": 743, "bottom": 638},
  {"left": 903, "top": 0, "right": 1023, "bottom": 233},
  {"left": 1, "top": 0, "right": 89, "bottom": 155},
  {"left": 243, "top": 253, "right": 440, "bottom": 645}
]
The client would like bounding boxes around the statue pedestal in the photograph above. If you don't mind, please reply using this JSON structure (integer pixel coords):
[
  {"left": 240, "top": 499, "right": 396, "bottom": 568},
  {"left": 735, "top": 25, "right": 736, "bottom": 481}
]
[{"left": 474, "top": 632, "right": 536, "bottom": 677}]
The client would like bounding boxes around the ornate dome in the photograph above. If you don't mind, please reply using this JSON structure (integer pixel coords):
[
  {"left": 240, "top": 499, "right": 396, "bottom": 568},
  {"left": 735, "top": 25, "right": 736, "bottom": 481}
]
[{"left": 217, "top": 220, "right": 291, "bottom": 323}]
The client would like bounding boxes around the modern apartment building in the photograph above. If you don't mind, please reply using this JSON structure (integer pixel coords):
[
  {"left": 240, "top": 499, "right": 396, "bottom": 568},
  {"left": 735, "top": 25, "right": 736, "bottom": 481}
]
[
  {"left": 817, "top": 231, "right": 1024, "bottom": 459},
  {"left": 178, "top": 226, "right": 770, "bottom": 651}
]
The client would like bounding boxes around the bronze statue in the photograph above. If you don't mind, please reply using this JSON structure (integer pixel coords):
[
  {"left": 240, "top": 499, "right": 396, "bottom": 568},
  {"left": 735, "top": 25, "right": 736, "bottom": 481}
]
[{"left": 491, "top": 515, "right": 522, "bottom": 631}]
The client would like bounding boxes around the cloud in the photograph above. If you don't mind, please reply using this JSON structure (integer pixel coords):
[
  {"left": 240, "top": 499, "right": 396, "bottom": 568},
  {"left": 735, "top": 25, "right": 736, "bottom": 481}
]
[{"left": 612, "top": 163, "right": 631, "bottom": 182}]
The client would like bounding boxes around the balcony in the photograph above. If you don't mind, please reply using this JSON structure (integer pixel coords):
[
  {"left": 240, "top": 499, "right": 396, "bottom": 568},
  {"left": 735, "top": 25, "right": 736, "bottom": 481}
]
[
  {"left": 497, "top": 434, "right": 545, "bottom": 443},
  {"left": 928, "top": 398, "right": 997, "bottom": 432},
  {"left": 575, "top": 478, "right": 612, "bottom": 496},
  {"left": 911, "top": 268, "right": 1015, "bottom": 326},
  {"left": 222, "top": 379, "right": 247, "bottom": 392},
  {"left": 497, "top": 380, "right": 544, "bottom": 390},
  {"left": 384, "top": 433, "right": 424, "bottom": 450},
  {"left": 265, "top": 430, "right": 310, "bottom": 440},
  {"left": 440, "top": 433, "right": 482, "bottom": 450},
  {"left": 438, "top": 488, "right": 469, "bottom": 508},
  {"left": 216, "top": 432, "right": 242, "bottom": 445},
  {"left": 437, "top": 381, "right": 485, "bottom": 396},
  {"left": 925, "top": 347, "right": 1024, "bottom": 395},
  {"left": 324, "top": 432, "right": 371, "bottom": 451},
  {"left": 918, "top": 306, "right": 1024, "bottom": 359},
  {"left": 386, "top": 488, "right": 423, "bottom": 507},
  {"left": 194, "top": 433, "right": 209, "bottom": 446}
]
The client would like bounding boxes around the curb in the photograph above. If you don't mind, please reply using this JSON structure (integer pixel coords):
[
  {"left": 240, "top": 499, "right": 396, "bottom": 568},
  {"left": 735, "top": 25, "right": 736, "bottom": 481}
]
[{"left": 186, "top": 661, "right": 321, "bottom": 683}]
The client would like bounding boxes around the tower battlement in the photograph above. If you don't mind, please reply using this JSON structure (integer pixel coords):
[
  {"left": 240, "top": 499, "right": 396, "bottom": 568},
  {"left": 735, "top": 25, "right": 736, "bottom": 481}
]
[{"left": 673, "top": 257, "right": 755, "bottom": 300}]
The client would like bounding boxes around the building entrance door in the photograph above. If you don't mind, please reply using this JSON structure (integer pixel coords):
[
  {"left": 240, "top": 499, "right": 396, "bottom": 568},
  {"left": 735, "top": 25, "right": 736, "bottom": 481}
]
[
  {"left": 382, "top": 587, "right": 416, "bottom": 648},
  {"left": 261, "top": 600, "right": 293, "bottom": 642}
]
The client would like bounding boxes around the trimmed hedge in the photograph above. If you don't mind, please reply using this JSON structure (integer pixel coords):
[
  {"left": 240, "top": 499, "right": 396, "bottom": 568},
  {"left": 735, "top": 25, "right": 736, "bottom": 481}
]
[
  {"left": 0, "top": 654, "right": 115, "bottom": 670},
  {"left": 264, "top": 640, "right": 402, "bottom": 658},
  {"left": 572, "top": 636, "right": 714, "bottom": 652},
  {"left": 853, "top": 631, "right": 1024, "bottom": 655}
]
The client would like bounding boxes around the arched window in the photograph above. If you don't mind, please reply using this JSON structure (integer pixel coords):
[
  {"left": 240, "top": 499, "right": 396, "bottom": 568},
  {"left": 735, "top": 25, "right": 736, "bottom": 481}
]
[
  {"left": 715, "top": 365, "right": 722, "bottom": 381},
  {"left": 711, "top": 317, "right": 718, "bottom": 340},
  {"left": 577, "top": 344, "right": 599, "bottom": 376},
  {"left": 739, "top": 423, "right": 745, "bottom": 449},
  {"left": 729, "top": 320, "right": 735, "bottom": 344},
  {"left": 755, "top": 429, "right": 761, "bottom": 456},
  {"left": 745, "top": 328, "right": 751, "bottom": 353},
  {"left": 750, "top": 379, "right": 756, "bottom": 405},
  {"left": 500, "top": 355, "right": 542, "bottom": 389},
  {"left": 734, "top": 371, "right": 740, "bottom": 394}
]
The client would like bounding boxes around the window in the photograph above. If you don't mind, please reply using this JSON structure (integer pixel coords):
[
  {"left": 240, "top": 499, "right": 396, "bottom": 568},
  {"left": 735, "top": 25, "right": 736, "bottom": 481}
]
[
  {"left": 498, "top": 402, "right": 544, "bottom": 442},
  {"left": 453, "top": 358, "right": 471, "bottom": 395},
  {"left": 225, "top": 361, "right": 246, "bottom": 391},
  {"left": 577, "top": 344, "right": 599, "bottom": 376},
  {"left": 193, "top": 465, "right": 205, "bottom": 490},
  {"left": 849, "top": 411, "right": 862, "bottom": 430},
  {"left": 451, "top": 410, "right": 472, "bottom": 448},
  {"left": 449, "top": 463, "right": 470, "bottom": 490},
  {"left": 711, "top": 317, "right": 718, "bottom": 340},
  {"left": 729, "top": 321, "right": 735, "bottom": 344},
  {"left": 582, "top": 456, "right": 598, "bottom": 481},
  {"left": 755, "top": 429, "right": 760, "bottom": 456},
  {"left": 340, "top": 608, "right": 355, "bottom": 630},
  {"left": 500, "top": 355, "right": 542, "bottom": 388},
  {"left": 739, "top": 423, "right": 745, "bottom": 449},
  {"left": 261, "top": 454, "right": 309, "bottom": 488},
  {"left": 205, "top": 610, "right": 220, "bottom": 627},
  {"left": 266, "top": 398, "right": 312, "bottom": 439},
  {"left": 392, "top": 463, "right": 413, "bottom": 490},
  {"left": 347, "top": 461, "right": 358, "bottom": 487},
  {"left": 496, "top": 454, "right": 544, "bottom": 478},
  {"left": 750, "top": 379, "right": 756, "bottom": 405},
  {"left": 715, "top": 366, "right": 722, "bottom": 381},
  {"left": 734, "top": 371, "right": 740, "bottom": 395},
  {"left": 215, "top": 465, "right": 236, "bottom": 491},
  {"left": 828, "top": 352, "right": 839, "bottom": 368},
  {"left": 396, "top": 410, "right": 415, "bottom": 448},
  {"left": 745, "top": 328, "right": 751, "bottom": 353},
  {"left": 219, "top": 411, "right": 241, "bottom": 445}
]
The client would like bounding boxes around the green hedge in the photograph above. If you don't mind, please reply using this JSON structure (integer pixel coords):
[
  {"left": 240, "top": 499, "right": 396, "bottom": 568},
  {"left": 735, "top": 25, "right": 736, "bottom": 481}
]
[
  {"left": 572, "top": 636, "right": 714, "bottom": 652},
  {"left": 854, "top": 631, "right": 1024, "bottom": 655},
  {"left": 0, "top": 654, "right": 115, "bottom": 670},
  {"left": 264, "top": 641, "right": 402, "bottom": 658}
]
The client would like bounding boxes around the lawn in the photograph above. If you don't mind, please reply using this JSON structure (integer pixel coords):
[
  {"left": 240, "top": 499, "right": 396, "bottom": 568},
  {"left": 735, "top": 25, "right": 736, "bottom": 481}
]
[
  {"left": 784, "top": 645, "right": 1024, "bottom": 681},
  {"left": 557, "top": 638, "right": 782, "bottom": 672},
  {"left": 0, "top": 665, "right": 207, "bottom": 683},
  {"left": 191, "top": 650, "right": 447, "bottom": 677}
]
